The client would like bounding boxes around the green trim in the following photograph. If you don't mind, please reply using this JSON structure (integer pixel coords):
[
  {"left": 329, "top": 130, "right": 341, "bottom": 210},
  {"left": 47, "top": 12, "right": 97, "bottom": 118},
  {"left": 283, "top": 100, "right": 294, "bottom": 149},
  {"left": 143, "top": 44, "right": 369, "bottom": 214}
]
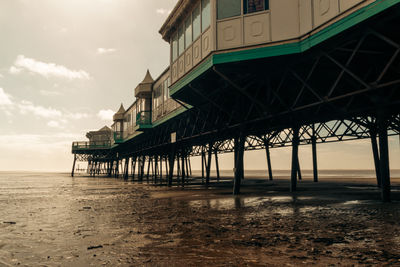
[
  {"left": 152, "top": 106, "right": 191, "bottom": 127},
  {"left": 169, "top": 56, "right": 213, "bottom": 95},
  {"left": 170, "top": 0, "right": 399, "bottom": 95}
]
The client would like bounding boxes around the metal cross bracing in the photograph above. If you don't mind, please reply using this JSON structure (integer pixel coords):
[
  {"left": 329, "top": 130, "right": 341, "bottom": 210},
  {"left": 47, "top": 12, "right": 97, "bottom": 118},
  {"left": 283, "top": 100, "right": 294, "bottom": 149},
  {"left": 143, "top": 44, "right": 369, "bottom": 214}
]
[{"left": 72, "top": 6, "right": 400, "bottom": 201}]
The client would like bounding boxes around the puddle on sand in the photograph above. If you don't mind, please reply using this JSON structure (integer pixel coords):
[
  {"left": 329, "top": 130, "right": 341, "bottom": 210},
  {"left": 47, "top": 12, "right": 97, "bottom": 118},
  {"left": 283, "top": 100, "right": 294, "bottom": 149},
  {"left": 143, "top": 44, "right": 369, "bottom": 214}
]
[{"left": 188, "top": 196, "right": 317, "bottom": 211}]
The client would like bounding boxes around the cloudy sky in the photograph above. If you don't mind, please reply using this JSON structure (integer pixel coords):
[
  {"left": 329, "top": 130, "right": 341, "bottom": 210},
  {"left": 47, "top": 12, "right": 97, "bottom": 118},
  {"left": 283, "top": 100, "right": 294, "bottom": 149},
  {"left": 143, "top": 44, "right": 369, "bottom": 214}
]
[{"left": 0, "top": 0, "right": 398, "bottom": 172}]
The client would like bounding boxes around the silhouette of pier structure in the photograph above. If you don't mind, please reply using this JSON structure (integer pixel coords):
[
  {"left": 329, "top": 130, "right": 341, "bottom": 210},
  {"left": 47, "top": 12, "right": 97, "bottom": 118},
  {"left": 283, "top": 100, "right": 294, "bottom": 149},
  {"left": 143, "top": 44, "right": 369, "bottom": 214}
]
[{"left": 72, "top": 0, "right": 400, "bottom": 201}]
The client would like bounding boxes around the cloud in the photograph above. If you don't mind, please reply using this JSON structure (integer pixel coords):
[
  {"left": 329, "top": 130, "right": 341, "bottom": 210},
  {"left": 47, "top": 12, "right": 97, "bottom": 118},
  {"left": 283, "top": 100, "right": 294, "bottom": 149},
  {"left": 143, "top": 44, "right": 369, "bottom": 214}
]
[
  {"left": 65, "top": 112, "right": 90, "bottom": 120},
  {"left": 97, "top": 109, "right": 114, "bottom": 121},
  {"left": 156, "top": 8, "right": 171, "bottom": 15},
  {"left": 9, "top": 66, "right": 22, "bottom": 75},
  {"left": 0, "top": 88, "right": 13, "bottom": 106},
  {"left": 0, "top": 73, "right": 4, "bottom": 79},
  {"left": 97, "top": 48, "right": 116, "bottom": 55},
  {"left": 40, "top": 90, "right": 63, "bottom": 96},
  {"left": 18, "top": 100, "right": 62, "bottom": 119},
  {"left": 10, "top": 55, "right": 91, "bottom": 80},
  {"left": 47, "top": 120, "right": 63, "bottom": 129}
]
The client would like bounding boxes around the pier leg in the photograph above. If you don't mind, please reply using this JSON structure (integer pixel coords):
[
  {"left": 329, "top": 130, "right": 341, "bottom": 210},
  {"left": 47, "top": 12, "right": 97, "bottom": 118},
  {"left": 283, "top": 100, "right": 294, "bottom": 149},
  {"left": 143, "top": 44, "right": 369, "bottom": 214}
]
[
  {"left": 233, "top": 135, "right": 245, "bottom": 195},
  {"left": 206, "top": 143, "right": 213, "bottom": 185},
  {"left": 115, "top": 159, "right": 119, "bottom": 178},
  {"left": 181, "top": 153, "right": 185, "bottom": 187},
  {"left": 108, "top": 160, "right": 113, "bottom": 177},
  {"left": 185, "top": 155, "right": 189, "bottom": 178},
  {"left": 297, "top": 158, "right": 302, "bottom": 181},
  {"left": 201, "top": 149, "right": 205, "bottom": 183},
  {"left": 265, "top": 141, "right": 273, "bottom": 181},
  {"left": 154, "top": 155, "right": 158, "bottom": 184},
  {"left": 168, "top": 148, "right": 176, "bottom": 186},
  {"left": 371, "top": 130, "right": 381, "bottom": 188},
  {"left": 146, "top": 157, "right": 151, "bottom": 184},
  {"left": 176, "top": 155, "right": 181, "bottom": 184},
  {"left": 378, "top": 116, "right": 391, "bottom": 202},
  {"left": 312, "top": 134, "right": 319, "bottom": 183},
  {"left": 188, "top": 155, "right": 192, "bottom": 177},
  {"left": 124, "top": 158, "right": 129, "bottom": 180},
  {"left": 165, "top": 156, "right": 169, "bottom": 185},
  {"left": 71, "top": 154, "right": 77, "bottom": 177},
  {"left": 215, "top": 149, "right": 220, "bottom": 182},
  {"left": 160, "top": 156, "right": 163, "bottom": 184},
  {"left": 132, "top": 156, "right": 136, "bottom": 181},
  {"left": 291, "top": 127, "right": 300, "bottom": 192}
]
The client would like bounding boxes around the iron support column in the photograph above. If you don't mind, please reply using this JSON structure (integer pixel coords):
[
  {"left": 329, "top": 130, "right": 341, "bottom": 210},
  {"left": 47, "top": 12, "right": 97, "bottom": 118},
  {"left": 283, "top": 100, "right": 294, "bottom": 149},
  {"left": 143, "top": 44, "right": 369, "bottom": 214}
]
[
  {"left": 378, "top": 115, "right": 391, "bottom": 202},
  {"left": 265, "top": 141, "right": 273, "bottom": 181},
  {"left": 291, "top": 126, "right": 300, "bottom": 192},
  {"left": 370, "top": 130, "right": 382, "bottom": 188},
  {"left": 233, "top": 135, "right": 245, "bottom": 195},
  {"left": 71, "top": 154, "right": 77, "bottom": 177}
]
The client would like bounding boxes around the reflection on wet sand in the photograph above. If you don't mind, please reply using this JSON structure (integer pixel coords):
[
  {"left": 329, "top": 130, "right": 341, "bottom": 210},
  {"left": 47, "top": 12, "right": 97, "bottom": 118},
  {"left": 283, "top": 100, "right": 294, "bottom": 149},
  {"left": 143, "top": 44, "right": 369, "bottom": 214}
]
[{"left": 0, "top": 172, "right": 399, "bottom": 266}]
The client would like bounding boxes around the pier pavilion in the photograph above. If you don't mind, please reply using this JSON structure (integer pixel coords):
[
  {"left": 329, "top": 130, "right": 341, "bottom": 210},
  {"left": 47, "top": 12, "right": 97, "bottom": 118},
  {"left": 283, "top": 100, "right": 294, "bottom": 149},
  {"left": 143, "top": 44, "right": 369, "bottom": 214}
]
[{"left": 72, "top": 0, "right": 400, "bottom": 202}]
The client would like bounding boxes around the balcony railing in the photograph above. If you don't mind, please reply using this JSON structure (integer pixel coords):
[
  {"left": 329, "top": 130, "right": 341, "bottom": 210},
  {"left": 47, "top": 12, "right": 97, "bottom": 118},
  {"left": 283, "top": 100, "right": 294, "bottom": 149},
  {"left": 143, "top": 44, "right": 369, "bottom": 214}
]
[
  {"left": 113, "top": 131, "right": 124, "bottom": 143},
  {"left": 136, "top": 111, "right": 152, "bottom": 127},
  {"left": 72, "top": 141, "right": 111, "bottom": 151}
]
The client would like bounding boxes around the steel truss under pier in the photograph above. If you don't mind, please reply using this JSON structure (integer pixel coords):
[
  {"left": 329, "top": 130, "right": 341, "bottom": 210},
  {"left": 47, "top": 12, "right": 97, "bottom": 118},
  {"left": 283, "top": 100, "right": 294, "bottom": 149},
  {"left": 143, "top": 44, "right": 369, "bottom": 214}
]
[{"left": 72, "top": 4, "right": 400, "bottom": 202}]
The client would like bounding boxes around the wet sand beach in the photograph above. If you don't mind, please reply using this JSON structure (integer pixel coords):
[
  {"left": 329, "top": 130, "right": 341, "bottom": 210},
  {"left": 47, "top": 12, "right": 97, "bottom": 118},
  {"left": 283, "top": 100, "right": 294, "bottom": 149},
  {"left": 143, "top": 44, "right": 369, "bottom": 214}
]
[{"left": 0, "top": 171, "right": 399, "bottom": 266}]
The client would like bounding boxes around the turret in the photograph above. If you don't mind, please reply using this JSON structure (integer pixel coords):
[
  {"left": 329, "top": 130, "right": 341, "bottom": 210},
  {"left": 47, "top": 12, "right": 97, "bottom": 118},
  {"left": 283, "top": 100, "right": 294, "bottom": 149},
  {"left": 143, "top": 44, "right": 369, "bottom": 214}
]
[
  {"left": 135, "top": 70, "right": 154, "bottom": 98},
  {"left": 112, "top": 103, "right": 125, "bottom": 134}
]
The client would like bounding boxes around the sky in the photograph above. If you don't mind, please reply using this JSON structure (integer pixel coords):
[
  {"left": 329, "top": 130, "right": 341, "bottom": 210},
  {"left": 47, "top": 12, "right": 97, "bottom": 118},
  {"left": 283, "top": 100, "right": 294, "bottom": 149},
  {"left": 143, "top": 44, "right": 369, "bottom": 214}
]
[{"left": 0, "top": 0, "right": 399, "bottom": 172}]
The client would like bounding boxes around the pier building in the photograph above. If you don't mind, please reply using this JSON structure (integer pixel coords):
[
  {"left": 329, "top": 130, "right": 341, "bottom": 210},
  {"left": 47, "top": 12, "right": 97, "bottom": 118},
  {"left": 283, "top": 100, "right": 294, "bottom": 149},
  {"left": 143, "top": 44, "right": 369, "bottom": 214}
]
[{"left": 72, "top": 0, "right": 400, "bottom": 201}]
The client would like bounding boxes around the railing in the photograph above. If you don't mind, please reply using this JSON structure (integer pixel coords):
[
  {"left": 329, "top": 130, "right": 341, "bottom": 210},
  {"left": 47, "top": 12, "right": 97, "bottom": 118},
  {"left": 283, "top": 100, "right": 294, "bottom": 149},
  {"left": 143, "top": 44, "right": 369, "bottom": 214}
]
[
  {"left": 72, "top": 141, "right": 111, "bottom": 151},
  {"left": 136, "top": 111, "right": 152, "bottom": 127},
  {"left": 113, "top": 131, "right": 124, "bottom": 143}
]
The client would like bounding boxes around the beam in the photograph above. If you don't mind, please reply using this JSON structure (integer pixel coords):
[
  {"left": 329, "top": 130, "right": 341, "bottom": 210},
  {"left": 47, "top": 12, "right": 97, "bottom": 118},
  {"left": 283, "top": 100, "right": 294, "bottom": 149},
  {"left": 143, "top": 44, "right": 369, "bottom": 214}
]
[
  {"left": 168, "top": 148, "right": 176, "bottom": 186},
  {"left": 233, "top": 135, "right": 245, "bottom": 195},
  {"left": 370, "top": 130, "right": 381, "bottom": 188},
  {"left": 291, "top": 127, "right": 300, "bottom": 192},
  {"left": 71, "top": 154, "right": 77, "bottom": 177},
  {"left": 206, "top": 143, "right": 213, "bottom": 185},
  {"left": 378, "top": 115, "right": 391, "bottom": 202},
  {"left": 215, "top": 149, "right": 220, "bottom": 182},
  {"left": 312, "top": 135, "right": 319, "bottom": 182},
  {"left": 264, "top": 141, "right": 273, "bottom": 181}
]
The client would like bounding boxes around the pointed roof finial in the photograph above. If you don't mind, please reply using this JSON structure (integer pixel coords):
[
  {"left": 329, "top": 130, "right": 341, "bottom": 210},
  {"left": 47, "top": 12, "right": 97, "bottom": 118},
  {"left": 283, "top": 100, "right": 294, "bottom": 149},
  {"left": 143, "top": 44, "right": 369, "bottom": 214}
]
[
  {"left": 113, "top": 103, "right": 126, "bottom": 121},
  {"left": 141, "top": 69, "right": 154, "bottom": 84}
]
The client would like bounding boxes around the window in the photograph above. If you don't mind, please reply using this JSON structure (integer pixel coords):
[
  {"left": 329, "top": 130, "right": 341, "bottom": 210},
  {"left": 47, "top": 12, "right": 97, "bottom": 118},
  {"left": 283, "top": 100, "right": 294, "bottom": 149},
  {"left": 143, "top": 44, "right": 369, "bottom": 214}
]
[
  {"left": 154, "top": 85, "right": 162, "bottom": 108},
  {"left": 201, "top": 0, "right": 211, "bottom": 31},
  {"left": 244, "top": 0, "right": 269, "bottom": 14},
  {"left": 172, "top": 34, "right": 178, "bottom": 62},
  {"left": 185, "top": 16, "right": 192, "bottom": 48},
  {"left": 192, "top": 5, "right": 201, "bottom": 40},
  {"left": 217, "top": 0, "right": 241, "bottom": 19},
  {"left": 163, "top": 78, "right": 169, "bottom": 101},
  {"left": 178, "top": 26, "right": 185, "bottom": 56}
]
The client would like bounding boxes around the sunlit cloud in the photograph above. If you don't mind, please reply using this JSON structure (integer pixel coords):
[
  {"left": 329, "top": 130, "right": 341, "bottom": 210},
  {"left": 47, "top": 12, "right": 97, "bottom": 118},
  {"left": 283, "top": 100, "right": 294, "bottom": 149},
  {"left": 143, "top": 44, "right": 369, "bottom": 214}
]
[
  {"left": 10, "top": 55, "right": 91, "bottom": 80},
  {"left": 97, "top": 109, "right": 114, "bottom": 121},
  {"left": 47, "top": 120, "right": 64, "bottom": 129},
  {"left": 0, "top": 88, "right": 13, "bottom": 106},
  {"left": 65, "top": 112, "right": 90, "bottom": 120},
  {"left": 97, "top": 48, "right": 117, "bottom": 55},
  {"left": 156, "top": 8, "right": 172, "bottom": 15},
  {"left": 40, "top": 90, "right": 63, "bottom": 96},
  {"left": 9, "top": 66, "right": 23, "bottom": 75},
  {"left": 18, "top": 100, "right": 62, "bottom": 119}
]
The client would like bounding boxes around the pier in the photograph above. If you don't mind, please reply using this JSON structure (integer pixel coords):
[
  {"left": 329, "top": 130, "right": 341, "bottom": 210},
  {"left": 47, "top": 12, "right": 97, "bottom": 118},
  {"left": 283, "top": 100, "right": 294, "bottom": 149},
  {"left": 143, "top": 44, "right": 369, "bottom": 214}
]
[{"left": 72, "top": 0, "right": 400, "bottom": 202}]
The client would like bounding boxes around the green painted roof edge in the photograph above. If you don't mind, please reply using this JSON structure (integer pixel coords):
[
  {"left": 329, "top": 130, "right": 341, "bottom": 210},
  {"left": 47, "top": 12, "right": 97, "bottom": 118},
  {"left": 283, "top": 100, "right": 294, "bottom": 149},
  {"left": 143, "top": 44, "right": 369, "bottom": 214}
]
[
  {"left": 170, "top": 56, "right": 213, "bottom": 96},
  {"left": 152, "top": 105, "right": 191, "bottom": 128},
  {"left": 170, "top": 0, "right": 399, "bottom": 95}
]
